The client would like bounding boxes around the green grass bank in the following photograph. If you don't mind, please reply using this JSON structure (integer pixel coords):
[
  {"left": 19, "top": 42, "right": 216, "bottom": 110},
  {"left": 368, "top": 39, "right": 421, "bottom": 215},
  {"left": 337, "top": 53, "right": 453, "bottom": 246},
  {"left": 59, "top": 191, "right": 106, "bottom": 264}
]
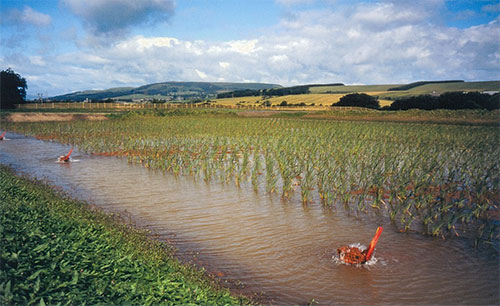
[{"left": 0, "top": 165, "right": 251, "bottom": 305}]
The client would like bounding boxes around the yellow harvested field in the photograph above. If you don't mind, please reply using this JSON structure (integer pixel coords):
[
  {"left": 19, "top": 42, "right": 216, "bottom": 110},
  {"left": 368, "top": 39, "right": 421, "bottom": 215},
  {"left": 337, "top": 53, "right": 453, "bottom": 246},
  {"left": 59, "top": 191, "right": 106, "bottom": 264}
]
[
  {"left": 212, "top": 93, "right": 393, "bottom": 107},
  {"left": 214, "top": 94, "right": 345, "bottom": 106},
  {"left": 211, "top": 96, "right": 262, "bottom": 105},
  {"left": 379, "top": 99, "right": 393, "bottom": 107}
]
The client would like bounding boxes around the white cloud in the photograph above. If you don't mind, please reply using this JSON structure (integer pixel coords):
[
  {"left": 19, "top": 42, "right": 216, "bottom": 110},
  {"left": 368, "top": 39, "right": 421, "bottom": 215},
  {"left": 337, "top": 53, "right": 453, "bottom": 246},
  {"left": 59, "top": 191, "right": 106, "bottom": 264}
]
[
  {"left": 195, "top": 69, "right": 208, "bottom": 79},
  {"left": 116, "top": 36, "right": 180, "bottom": 52},
  {"left": 29, "top": 56, "right": 46, "bottom": 66},
  {"left": 1, "top": 6, "right": 52, "bottom": 27},
  {"left": 21, "top": 6, "right": 52, "bottom": 27},
  {"left": 5, "top": 0, "right": 499, "bottom": 96},
  {"left": 227, "top": 40, "right": 259, "bottom": 55},
  {"left": 352, "top": 2, "right": 424, "bottom": 28}
]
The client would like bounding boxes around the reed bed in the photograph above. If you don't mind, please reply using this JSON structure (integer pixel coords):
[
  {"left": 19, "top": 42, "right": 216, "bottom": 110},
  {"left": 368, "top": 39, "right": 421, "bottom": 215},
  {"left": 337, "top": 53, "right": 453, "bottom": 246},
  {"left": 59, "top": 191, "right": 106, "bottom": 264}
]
[{"left": 4, "top": 110, "right": 499, "bottom": 243}]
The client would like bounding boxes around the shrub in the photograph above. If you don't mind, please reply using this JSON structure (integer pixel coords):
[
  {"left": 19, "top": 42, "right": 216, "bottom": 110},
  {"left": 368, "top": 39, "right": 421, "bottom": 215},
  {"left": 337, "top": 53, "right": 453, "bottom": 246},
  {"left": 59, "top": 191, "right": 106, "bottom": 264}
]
[
  {"left": 389, "top": 95, "right": 438, "bottom": 110},
  {"left": 332, "top": 93, "right": 380, "bottom": 109}
]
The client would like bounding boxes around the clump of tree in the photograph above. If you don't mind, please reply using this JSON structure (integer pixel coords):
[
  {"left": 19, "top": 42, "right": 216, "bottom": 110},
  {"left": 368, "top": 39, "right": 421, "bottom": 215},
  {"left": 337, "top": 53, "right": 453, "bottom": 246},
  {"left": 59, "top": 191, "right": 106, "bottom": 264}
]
[
  {"left": 387, "top": 92, "right": 499, "bottom": 110},
  {"left": 331, "top": 93, "right": 380, "bottom": 109},
  {"left": 217, "top": 89, "right": 261, "bottom": 98},
  {"left": 263, "top": 85, "right": 310, "bottom": 97},
  {"left": 1, "top": 68, "right": 27, "bottom": 109}
]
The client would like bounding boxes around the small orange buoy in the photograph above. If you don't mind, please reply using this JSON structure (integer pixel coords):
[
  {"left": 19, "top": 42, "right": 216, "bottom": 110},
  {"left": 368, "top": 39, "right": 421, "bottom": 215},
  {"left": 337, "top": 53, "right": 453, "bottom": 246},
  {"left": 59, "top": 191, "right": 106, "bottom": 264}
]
[
  {"left": 0, "top": 131, "right": 6, "bottom": 140},
  {"left": 58, "top": 148, "right": 73, "bottom": 162},
  {"left": 337, "top": 226, "right": 383, "bottom": 265}
]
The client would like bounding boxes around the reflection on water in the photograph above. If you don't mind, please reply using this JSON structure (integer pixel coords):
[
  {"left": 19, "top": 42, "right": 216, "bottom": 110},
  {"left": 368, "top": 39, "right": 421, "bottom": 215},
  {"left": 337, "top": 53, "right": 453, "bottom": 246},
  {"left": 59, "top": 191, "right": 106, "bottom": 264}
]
[{"left": 1, "top": 133, "right": 498, "bottom": 305}]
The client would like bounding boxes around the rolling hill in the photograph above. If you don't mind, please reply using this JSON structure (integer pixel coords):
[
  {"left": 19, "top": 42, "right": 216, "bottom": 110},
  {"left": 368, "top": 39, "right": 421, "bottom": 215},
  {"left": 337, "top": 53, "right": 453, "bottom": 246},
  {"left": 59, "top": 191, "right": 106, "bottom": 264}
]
[
  {"left": 50, "top": 82, "right": 282, "bottom": 102},
  {"left": 50, "top": 80, "right": 499, "bottom": 106}
]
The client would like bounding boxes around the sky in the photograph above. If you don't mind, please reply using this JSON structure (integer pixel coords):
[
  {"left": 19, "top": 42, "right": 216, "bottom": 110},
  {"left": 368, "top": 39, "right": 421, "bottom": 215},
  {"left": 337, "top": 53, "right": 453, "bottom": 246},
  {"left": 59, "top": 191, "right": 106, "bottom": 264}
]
[{"left": 1, "top": 0, "right": 499, "bottom": 97}]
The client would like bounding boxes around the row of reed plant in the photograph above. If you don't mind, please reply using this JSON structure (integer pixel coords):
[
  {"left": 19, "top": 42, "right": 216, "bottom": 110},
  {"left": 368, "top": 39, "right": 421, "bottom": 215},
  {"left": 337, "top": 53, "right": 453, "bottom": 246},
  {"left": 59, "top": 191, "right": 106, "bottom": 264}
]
[{"left": 3, "top": 110, "right": 499, "bottom": 243}]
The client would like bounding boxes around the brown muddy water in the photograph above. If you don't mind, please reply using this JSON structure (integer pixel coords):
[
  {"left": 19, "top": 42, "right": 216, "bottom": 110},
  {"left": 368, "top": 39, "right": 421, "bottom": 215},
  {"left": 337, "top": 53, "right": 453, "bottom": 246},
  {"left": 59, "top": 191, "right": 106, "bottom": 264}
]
[{"left": 1, "top": 133, "right": 498, "bottom": 305}]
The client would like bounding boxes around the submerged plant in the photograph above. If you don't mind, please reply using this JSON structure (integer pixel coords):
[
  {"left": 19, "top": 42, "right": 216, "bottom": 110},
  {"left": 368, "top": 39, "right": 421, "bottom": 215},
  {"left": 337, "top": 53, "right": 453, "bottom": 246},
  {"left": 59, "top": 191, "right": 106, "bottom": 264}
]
[{"left": 3, "top": 111, "right": 499, "bottom": 242}]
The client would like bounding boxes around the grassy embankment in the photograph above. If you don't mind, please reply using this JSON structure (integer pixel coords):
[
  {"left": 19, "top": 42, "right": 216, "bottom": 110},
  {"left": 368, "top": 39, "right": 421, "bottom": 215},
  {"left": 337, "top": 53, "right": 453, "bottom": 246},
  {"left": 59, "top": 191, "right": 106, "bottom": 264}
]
[{"left": 0, "top": 165, "right": 251, "bottom": 305}]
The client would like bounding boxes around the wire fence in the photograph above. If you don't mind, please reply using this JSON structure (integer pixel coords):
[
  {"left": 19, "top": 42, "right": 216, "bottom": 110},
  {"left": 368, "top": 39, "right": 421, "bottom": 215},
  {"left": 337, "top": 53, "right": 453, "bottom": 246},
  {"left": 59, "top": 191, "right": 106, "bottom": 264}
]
[{"left": 15, "top": 102, "right": 368, "bottom": 112}]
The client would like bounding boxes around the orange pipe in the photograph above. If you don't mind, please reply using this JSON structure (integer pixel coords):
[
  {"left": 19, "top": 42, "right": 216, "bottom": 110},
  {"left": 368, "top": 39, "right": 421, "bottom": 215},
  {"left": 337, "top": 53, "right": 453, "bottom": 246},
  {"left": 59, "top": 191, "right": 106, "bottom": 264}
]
[
  {"left": 365, "top": 226, "right": 383, "bottom": 261},
  {"left": 64, "top": 148, "right": 73, "bottom": 161}
]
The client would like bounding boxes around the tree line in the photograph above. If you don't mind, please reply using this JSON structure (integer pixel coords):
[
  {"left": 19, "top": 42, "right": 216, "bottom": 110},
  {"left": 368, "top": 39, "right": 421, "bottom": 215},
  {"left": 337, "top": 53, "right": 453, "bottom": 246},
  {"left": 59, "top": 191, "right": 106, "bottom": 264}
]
[
  {"left": 386, "top": 92, "right": 499, "bottom": 110},
  {"left": 331, "top": 92, "right": 499, "bottom": 111},
  {"left": 217, "top": 83, "right": 344, "bottom": 99}
]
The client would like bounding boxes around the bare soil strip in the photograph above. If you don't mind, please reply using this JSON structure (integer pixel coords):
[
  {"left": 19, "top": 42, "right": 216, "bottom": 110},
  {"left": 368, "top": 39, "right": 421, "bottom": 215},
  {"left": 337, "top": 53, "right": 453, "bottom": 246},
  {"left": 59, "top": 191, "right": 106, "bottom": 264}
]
[{"left": 4, "top": 113, "right": 108, "bottom": 122}]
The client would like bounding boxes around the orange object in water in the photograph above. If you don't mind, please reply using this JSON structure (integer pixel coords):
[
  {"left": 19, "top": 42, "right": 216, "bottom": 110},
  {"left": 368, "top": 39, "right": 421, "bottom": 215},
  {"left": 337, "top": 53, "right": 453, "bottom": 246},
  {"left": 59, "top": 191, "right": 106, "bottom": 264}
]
[
  {"left": 58, "top": 148, "right": 73, "bottom": 162},
  {"left": 365, "top": 226, "right": 383, "bottom": 261},
  {"left": 0, "top": 131, "right": 6, "bottom": 140},
  {"left": 337, "top": 226, "right": 383, "bottom": 265}
]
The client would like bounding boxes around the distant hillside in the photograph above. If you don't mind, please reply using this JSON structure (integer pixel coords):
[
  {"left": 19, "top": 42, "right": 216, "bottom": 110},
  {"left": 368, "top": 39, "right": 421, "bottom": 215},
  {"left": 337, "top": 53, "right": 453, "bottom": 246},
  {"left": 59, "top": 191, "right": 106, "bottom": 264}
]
[
  {"left": 51, "top": 82, "right": 282, "bottom": 102},
  {"left": 309, "top": 80, "right": 499, "bottom": 100},
  {"left": 387, "top": 80, "right": 464, "bottom": 91}
]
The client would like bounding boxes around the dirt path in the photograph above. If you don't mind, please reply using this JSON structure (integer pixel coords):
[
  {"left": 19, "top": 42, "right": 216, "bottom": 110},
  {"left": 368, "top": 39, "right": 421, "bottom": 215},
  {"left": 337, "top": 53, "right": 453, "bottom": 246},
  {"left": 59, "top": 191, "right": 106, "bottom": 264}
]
[{"left": 4, "top": 113, "right": 108, "bottom": 122}]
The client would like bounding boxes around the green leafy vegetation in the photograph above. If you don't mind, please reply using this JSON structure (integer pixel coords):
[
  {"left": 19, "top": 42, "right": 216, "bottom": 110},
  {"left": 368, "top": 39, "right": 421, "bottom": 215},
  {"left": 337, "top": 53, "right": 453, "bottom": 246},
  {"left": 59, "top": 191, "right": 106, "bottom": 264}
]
[
  {"left": 0, "top": 166, "right": 250, "bottom": 305},
  {"left": 3, "top": 112, "right": 499, "bottom": 244}
]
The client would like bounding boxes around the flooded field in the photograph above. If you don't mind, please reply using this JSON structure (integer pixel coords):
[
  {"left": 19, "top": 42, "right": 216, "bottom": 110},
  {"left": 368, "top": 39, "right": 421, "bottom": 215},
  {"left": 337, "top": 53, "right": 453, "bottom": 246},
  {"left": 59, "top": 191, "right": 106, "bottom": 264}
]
[{"left": 0, "top": 133, "right": 498, "bottom": 305}]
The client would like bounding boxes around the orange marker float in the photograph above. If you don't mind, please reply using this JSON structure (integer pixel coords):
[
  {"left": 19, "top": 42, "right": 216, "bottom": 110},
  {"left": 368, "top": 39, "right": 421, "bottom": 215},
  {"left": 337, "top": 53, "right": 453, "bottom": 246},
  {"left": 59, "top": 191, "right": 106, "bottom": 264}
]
[
  {"left": 58, "top": 148, "right": 73, "bottom": 162},
  {"left": 337, "top": 226, "right": 383, "bottom": 265},
  {"left": 0, "top": 131, "right": 6, "bottom": 140}
]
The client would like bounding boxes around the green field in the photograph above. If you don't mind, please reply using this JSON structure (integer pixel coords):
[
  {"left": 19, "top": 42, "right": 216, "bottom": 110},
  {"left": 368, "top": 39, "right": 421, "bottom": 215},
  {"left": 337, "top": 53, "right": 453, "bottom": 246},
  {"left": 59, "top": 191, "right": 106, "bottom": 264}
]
[
  {"left": 4, "top": 109, "right": 499, "bottom": 243},
  {"left": 309, "top": 84, "right": 397, "bottom": 93},
  {"left": 310, "top": 81, "right": 499, "bottom": 100},
  {"left": 0, "top": 165, "right": 250, "bottom": 305}
]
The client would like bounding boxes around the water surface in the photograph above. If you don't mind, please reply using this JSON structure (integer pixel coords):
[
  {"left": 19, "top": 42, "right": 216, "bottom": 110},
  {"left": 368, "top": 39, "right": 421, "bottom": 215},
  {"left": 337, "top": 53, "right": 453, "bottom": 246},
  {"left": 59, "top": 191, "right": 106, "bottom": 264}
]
[{"left": 1, "top": 133, "right": 498, "bottom": 305}]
